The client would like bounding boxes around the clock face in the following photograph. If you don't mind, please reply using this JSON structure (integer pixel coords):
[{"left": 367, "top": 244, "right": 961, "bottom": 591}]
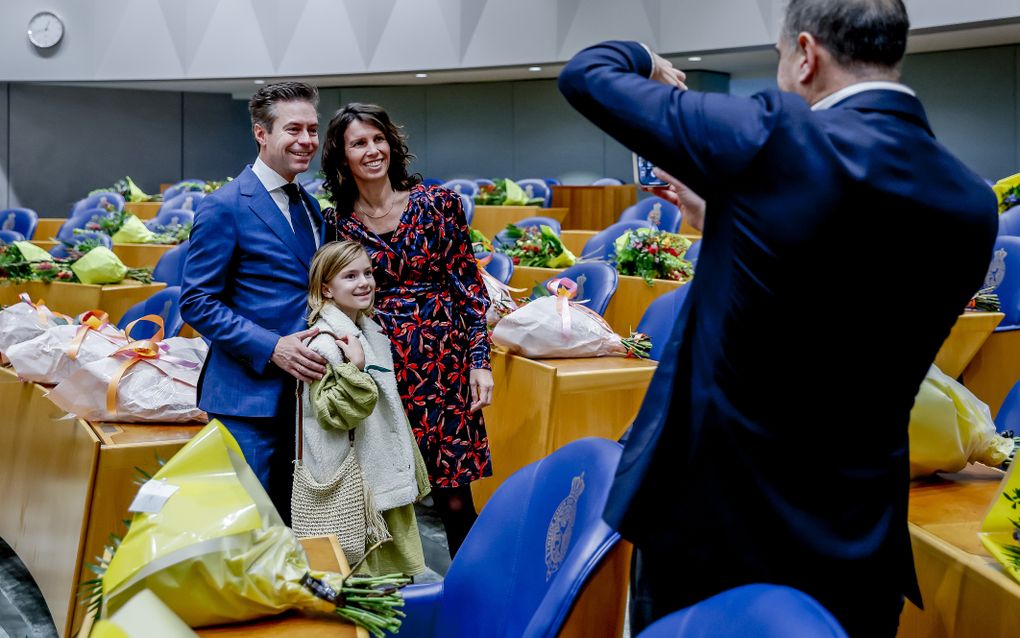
[{"left": 27, "top": 11, "right": 64, "bottom": 49}]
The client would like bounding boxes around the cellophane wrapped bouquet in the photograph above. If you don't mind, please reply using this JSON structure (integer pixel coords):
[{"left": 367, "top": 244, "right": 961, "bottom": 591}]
[
  {"left": 613, "top": 227, "right": 694, "bottom": 284},
  {"left": 979, "top": 459, "right": 1020, "bottom": 584},
  {"left": 0, "top": 293, "right": 73, "bottom": 355},
  {"left": 6, "top": 310, "right": 129, "bottom": 385},
  {"left": 83, "top": 420, "right": 409, "bottom": 637},
  {"left": 477, "top": 254, "right": 521, "bottom": 328},
  {"left": 491, "top": 278, "right": 650, "bottom": 358},
  {"left": 497, "top": 224, "right": 576, "bottom": 268}
]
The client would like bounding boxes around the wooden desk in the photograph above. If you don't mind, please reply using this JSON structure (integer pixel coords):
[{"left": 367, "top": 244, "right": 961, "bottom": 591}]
[
  {"left": 551, "top": 185, "right": 637, "bottom": 230},
  {"left": 30, "top": 240, "right": 176, "bottom": 269},
  {"left": 471, "top": 206, "right": 569, "bottom": 241},
  {"left": 509, "top": 265, "right": 685, "bottom": 335},
  {"left": 0, "top": 280, "right": 165, "bottom": 324},
  {"left": 472, "top": 350, "right": 656, "bottom": 509},
  {"left": 899, "top": 464, "right": 1020, "bottom": 638},
  {"left": 964, "top": 328, "right": 1020, "bottom": 417},
  {"left": 0, "top": 367, "right": 201, "bottom": 637},
  {"left": 35, "top": 218, "right": 65, "bottom": 240},
  {"left": 123, "top": 202, "right": 161, "bottom": 220},
  {"left": 933, "top": 311, "right": 1004, "bottom": 378}
]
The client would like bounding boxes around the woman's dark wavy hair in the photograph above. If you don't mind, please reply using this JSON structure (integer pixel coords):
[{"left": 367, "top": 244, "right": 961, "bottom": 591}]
[{"left": 321, "top": 103, "right": 421, "bottom": 213}]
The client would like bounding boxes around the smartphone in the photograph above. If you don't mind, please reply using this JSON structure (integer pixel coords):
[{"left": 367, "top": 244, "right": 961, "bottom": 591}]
[{"left": 632, "top": 153, "right": 668, "bottom": 186}]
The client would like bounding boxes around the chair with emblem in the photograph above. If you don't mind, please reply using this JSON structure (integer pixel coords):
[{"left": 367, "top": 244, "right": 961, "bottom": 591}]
[
  {"left": 478, "top": 251, "right": 513, "bottom": 285},
  {"left": 516, "top": 179, "right": 553, "bottom": 207},
  {"left": 159, "top": 192, "right": 206, "bottom": 215},
  {"left": 534, "top": 262, "right": 619, "bottom": 316},
  {"left": 117, "top": 286, "right": 185, "bottom": 339},
  {"left": 147, "top": 208, "right": 195, "bottom": 230},
  {"left": 442, "top": 179, "right": 479, "bottom": 199},
  {"left": 493, "top": 216, "right": 562, "bottom": 250},
  {"left": 636, "top": 284, "right": 691, "bottom": 361},
  {"left": 0, "top": 230, "right": 26, "bottom": 244},
  {"left": 398, "top": 437, "right": 628, "bottom": 638},
  {"left": 0, "top": 208, "right": 38, "bottom": 240},
  {"left": 49, "top": 230, "right": 112, "bottom": 258},
  {"left": 475, "top": 178, "right": 496, "bottom": 188},
  {"left": 423, "top": 177, "right": 444, "bottom": 188},
  {"left": 459, "top": 193, "right": 475, "bottom": 226},
  {"left": 55, "top": 209, "right": 111, "bottom": 244},
  {"left": 543, "top": 178, "right": 562, "bottom": 187},
  {"left": 999, "top": 206, "right": 1020, "bottom": 237},
  {"left": 592, "top": 177, "right": 624, "bottom": 186},
  {"left": 983, "top": 236, "right": 1020, "bottom": 329},
  {"left": 618, "top": 197, "right": 683, "bottom": 233},
  {"left": 153, "top": 240, "right": 190, "bottom": 286},
  {"left": 73, "top": 191, "right": 125, "bottom": 214},
  {"left": 636, "top": 584, "right": 848, "bottom": 638},
  {"left": 162, "top": 181, "right": 206, "bottom": 201},
  {"left": 580, "top": 220, "right": 654, "bottom": 261}
]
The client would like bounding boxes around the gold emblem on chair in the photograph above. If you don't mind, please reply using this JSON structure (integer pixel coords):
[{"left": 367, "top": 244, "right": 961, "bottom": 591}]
[
  {"left": 545, "top": 472, "right": 585, "bottom": 581},
  {"left": 649, "top": 202, "right": 662, "bottom": 227},
  {"left": 985, "top": 248, "right": 1007, "bottom": 290}
]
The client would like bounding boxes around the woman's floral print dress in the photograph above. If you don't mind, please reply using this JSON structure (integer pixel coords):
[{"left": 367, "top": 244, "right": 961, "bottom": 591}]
[{"left": 325, "top": 184, "right": 492, "bottom": 487}]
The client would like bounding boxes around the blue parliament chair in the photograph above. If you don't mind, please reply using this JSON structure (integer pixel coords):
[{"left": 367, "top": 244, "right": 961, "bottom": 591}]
[
  {"left": 159, "top": 191, "right": 205, "bottom": 214},
  {"left": 148, "top": 208, "right": 195, "bottom": 229},
  {"left": 581, "top": 220, "right": 654, "bottom": 261},
  {"left": 619, "top": 196, "right": 683, "bottom": 233},
  {"left": 493, "top": 216, "right": 563, "bottom": 249},
  {"left": 162, "top": 181, "right": 205, "bottom": 201},
  {"left": 535, "top": 261, "right": 618, "bottom": 316},
  {"left": 422, "top": 177, "right": 444, "bottom": 188},
  {"left": 479, "top": 251, "right": 513, "bottom": 285},
  {"left": 117, "top": 286, "right": 185, "bottom": 339},
  {"left": 475, "top": 178, "right": 496, "bottom": 188},
  {"left": 0, "top": 208, "right": 39, "bottom": 239},
  {"left": 984, "top": 236, "right": 1020, "bottom": 328},
  {"left": 50, "top": 231, "right": 112, "bottom": 258},
  {"left": 442, "top": 179, "right": 479, "bottom": 198},
  {"left": 995, "top": 378, "right": 1020, "bottom": 434},
  {"left": 543, "top": 178, "right": 561, "bottom": 187},
  {"left": 636, "top": 584, "right": 848, "bottom": 638},
  {"left": 999, "top": 206, "right": 1020, "bottom": 237},
  {"left": 398, "top": 437, "right": 625, "bottom": 638},
  {"left": 152, "top": 240, "right": 190, "bottom": 286},
  {"left": 592, "top": 177, "right": 624, "bottom": 186},
  {"left": 0, "top": 230, "right": 26, "bottom": 244},
  {"left": 55, "top": 208, "right": 111, "bottom": 243},
  {"left": 516, "top": 178, "right": 553, "bottom": 207},
  {"left": 73, "top": 191, "right": 125, "bottom": 214},
  {"left": 684, "top": 238, "right": 702, "bottom": 266},
  {"left": 459, "top": 193, "right": 475, "bottom": 226},
  {"left": 636, "top": 285, "right": 691, "bottom": 361}
]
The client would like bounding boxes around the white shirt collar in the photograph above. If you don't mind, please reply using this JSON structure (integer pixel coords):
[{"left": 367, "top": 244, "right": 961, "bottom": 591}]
[
  {"left": 811, "top": 81, "right": 915, "bottom": 111},
  {"left": 252, "top": 157, "right": 293, "bottom": 192}
]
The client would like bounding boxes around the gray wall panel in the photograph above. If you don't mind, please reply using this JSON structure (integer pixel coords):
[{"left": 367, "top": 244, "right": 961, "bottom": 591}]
[
  {"left": 182, "top": 92, "right": 252, "bottom": 182},
  {"left": 0, "top": 83, "right": 8, "bottom": 209},
  {"left": 426, "top": 83, "right": 514, "bottom": 180},
  {"left": 10, "top": 85, "right": 181, "bottom": 217}
]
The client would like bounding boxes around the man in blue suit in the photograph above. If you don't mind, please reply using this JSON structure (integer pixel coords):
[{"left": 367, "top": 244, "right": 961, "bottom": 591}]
[
  {"left": 559, "top": 1, "right": 997, "bottom": 636},
  {"left": 181, "top": 82, "right": 326, "bottom": 523}
]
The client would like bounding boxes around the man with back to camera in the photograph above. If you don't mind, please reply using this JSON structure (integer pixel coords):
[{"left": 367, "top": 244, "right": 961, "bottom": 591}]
[
  {"left": 559, "top": 1, "right": 997, "bottom": 635},
  {"left": 180, "top": 81, "right": 326, "bottom": 523}
]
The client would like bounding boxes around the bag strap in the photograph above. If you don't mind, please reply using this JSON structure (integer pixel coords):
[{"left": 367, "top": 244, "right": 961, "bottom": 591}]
[{"left": 295, "top": 328, "right": 353, "bottom": 463}]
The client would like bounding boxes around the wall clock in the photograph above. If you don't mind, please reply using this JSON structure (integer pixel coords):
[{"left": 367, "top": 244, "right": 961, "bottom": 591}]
[{"left": 27, "top": 11, "right": 64, "bottom": 49}]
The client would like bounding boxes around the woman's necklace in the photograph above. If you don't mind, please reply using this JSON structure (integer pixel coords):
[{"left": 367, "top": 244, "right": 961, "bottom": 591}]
[{"left": 355, "top": 193, "right": 398, "bottom": 220}]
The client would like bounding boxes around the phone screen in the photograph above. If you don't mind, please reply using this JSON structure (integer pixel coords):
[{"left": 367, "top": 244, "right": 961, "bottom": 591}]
[{"left": 632, "top": 153, "right": 668, "bottom": 186}]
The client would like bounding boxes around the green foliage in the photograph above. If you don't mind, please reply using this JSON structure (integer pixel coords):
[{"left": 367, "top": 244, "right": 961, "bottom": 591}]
[{"left": 614, "top": 228, "right": 694, "bottom": 285}]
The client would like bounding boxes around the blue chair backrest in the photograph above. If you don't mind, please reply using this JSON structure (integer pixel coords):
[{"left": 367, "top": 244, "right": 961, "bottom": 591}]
[
  {"left": 983, "top": 236, "right": 1020, "bottom": 327},
  {"left": 433, "top": 437, "right": 623, "bottom": 638},
  {"left": 0, "top": 230, "right": 25, "bottom": 244},
  {"left": 475, "top": 178, "right": 496, "bottom": 188},
  {"left": 56, "top": 208, "right": 110, "bottom": 243},
  {"left": 51, "top": 231, "right": 112, "bottom": 257},
  {"left": 537, "top": 262, "right": 619, "bottom": 316},
  {"left": 685, "top": 238, "right": 702, "bottom": 266},
  {"left": 636, "top": 285, "right": 691, "bottom": 361},
  {"left": 162, "top": 181, "right": 205, "bottom": 201},
  {"left": 999, "top": 206, "right": 1020, "bottom": 237},
  {"left": 152, "top": 240, "right": 190, "bottom": 286},
  {"left": 117, "top": 286, "right": 185, "bottom": 338},
  {"left": 442, "top": 179, "right": 479, "bottom": 198},
  {"left": 543, "top": 178, "right": 561, "bottom": 186},
  {"left": 149, "top": 208, "right": 195, "bottom": 229},
  {"left": 159, "top": 192, "right": 205, "bottom": 214},
  {"left": 581, "top": 220, "right": 654, "bottom": 261},
  {"left": 480, "top": 251, "right": 514, "bottom": 285},
  {"left": 618, "top": 197, "right": 683, "bottom": 233},
  {"left": 637, "top": 584, "right": 848, "bottom": 638},
  {"left": 422, "top": 177, "right": 444, "bottom": 188},
  {"left": 459, "top": 193, "right": 475, "bottom": 226},
  {"left": 592, "top": 177, "right": 624, "bottom": 186},
  {"left": 0, "top": 208, "right": 39, "bottom": 239},
  {"left": 516, "top": 179, "right": 552, "bottom": 207},
  {"left": 995, "top": 378, "right": 1020, "bottom": 434},
  {"left": 73, "top": 191, "right": 125, "bottom": 214},
  {"left": 494, "top": 216, "right": 562, "bottom": 249}
]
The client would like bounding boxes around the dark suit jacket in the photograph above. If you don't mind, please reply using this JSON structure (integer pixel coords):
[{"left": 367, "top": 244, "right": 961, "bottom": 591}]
[
  {"left": 560, "top": 41, "right": 997, "bottom": 612},
  {"left": 180, "top": 166, "right": 323, "bottom": 417}
]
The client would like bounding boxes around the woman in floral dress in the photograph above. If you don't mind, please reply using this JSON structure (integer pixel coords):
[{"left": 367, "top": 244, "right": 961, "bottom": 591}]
[{"left": 320, "top": 103, "right": 492, "bottom": 557}]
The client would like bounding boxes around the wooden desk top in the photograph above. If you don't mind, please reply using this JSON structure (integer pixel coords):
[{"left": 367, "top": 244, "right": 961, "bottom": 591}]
[
  {"left": 493, "top": 348, "right": 656, "bottom": 393},
  {"left": 908, "top": 463, "right": 1005, "bottom": 556}
]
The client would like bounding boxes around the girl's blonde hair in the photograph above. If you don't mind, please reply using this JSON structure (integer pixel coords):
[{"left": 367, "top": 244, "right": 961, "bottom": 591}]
[{"left": 307, "top": 240, "right": 373, "bottom": 325}]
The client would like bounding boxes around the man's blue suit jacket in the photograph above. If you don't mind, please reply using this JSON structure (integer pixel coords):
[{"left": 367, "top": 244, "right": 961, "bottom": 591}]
[
  {"left": 180, "top": 166, "right": 323, "bottom": 418},
  {"left": 560, "top": 42, "right": 998, "bottom": 607}
]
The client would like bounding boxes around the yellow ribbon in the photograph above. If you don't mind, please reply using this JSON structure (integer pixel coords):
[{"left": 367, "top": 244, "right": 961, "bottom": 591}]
[
  {"left": 66, "top": 310, "right": 113, "bottom": 360},
  {"left": 104, "top": 314, "right": 166, "bottom": 414}
]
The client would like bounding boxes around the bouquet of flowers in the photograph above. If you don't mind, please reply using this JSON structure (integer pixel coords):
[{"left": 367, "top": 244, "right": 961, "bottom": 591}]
[
  {"left": 146, "top": 221, "right": 192, "bottom": 245},
  {"left": 492, "top": 278, "right": 651, "bottom": 358},
  {"left": 470, "top": 228, "right": 493, "bottom": 253},
  {"left": 497, "top": 224, "right": 576, "bottom": 268},
  {"left": 613, "top": 227, "right": 694, "bottom": 285},
  {"left": 0, "top": 293, "right": 73, "bottom": 355},
  {"left": 81, "top": 420, "right": 409, "bottom": 637},
  {"left": 474, "top": 179, "right": 545, "bottom": 206},
  {"left": 201, "top": 177, "right": 232, "bottom": 193},
  {"left": 967, "top": 287, "right": 1001, "bottom": 312},
  {"left": 0, "top": 241, "right": 152, "bottom": 285},
  {"left": 993, "top": 172, "right": 1020, "bottom": 213},
  {"left": 477, "top": 254, "right": 523, "bottom": 328},
  {"left": 91, "top": 176, "right": 160, "bottom": 203}
]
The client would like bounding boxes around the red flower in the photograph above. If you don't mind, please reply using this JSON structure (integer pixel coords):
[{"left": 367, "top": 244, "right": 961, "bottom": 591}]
[{"left": 647, "top": 245, "right": 659, "bottom": 254}]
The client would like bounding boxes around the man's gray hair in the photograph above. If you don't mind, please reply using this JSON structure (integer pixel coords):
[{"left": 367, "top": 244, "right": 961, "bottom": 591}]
[{"left": 782, "top": 0, "right": 909, "bottom": 69}]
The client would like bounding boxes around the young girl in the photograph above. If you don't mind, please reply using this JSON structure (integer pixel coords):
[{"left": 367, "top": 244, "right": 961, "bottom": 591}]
[{"left": 300, "top": 240, "right": 430, "bottom": 577}]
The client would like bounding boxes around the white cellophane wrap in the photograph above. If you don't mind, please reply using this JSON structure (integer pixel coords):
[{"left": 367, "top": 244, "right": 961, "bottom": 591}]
[
  {"left": 480, "top": 268, "right": 518, "bottom": 328},
  {"left": 0, "top": 301, "right": 65, "bottom": 354},
  {"left": 48, "top": 337, "right": 209, "bottom": 423},
  {"left": 491, "top": 296, "right": 626, "bottom": 358},
  {"left": 6, "top": 323, "right": 125, "bottom": 385}
]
